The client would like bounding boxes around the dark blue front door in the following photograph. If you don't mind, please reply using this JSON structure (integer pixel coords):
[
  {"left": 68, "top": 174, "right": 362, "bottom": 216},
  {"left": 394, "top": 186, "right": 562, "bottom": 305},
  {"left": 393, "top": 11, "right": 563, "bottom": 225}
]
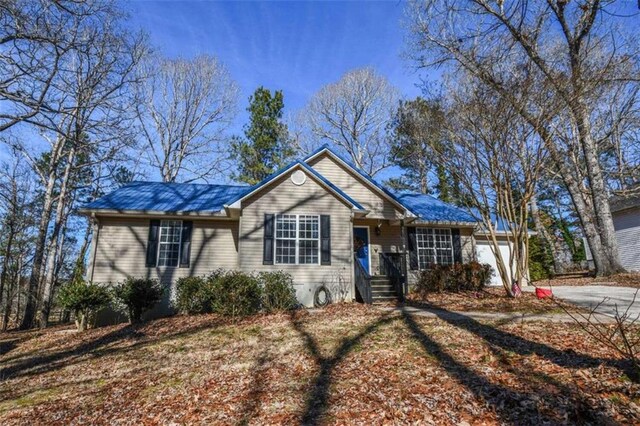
[{"left": 353, "top": 227, "right": 370, "bottom": 274}]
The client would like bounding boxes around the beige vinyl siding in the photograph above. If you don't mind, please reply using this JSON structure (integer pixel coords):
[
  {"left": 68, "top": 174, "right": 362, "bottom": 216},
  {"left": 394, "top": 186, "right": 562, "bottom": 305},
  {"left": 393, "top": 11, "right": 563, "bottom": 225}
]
[
  {"left": 613, "top": 207, "right": 640, "bottom": 271},
  {"left": 240, "top": 170, "right": 354, "bottom": 306},
  {"left": 308, "top": 154, "right": 403, "bottom": 219},
  {"left": 459, "top": 227, "right": 475, "bottom": 262},
  {"left": 91, "top": 217, "right": 239, "bottom": 286}
]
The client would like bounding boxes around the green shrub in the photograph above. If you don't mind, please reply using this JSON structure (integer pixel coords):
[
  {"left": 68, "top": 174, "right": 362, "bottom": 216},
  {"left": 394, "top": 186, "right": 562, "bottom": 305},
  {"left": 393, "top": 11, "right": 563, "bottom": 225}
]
[
  {"left": 210, "top": 271, "right": 262, "bottom": 318},
  {"left": 113, "top": 277, "right": 163, "bottom": 323},
  {"left": 57, "top": 279, "right": 111, "bottom": 331},
  {"left": 414, "top": 262, "right": 493, "bottom": 297},
  {"left": 259, "top": 271, "right": 298, "bottom": 313},
  {"left": 528, "top": 235, "right": 554, "bottom": 281},
  {"left": 175, "top": 269, "right": 225, "bottom": 314},
  {"left": 175, "top": 276, "right": 208, "bottom": 314},
  {"left": 529, "top": 262, "right": 550, "bottom": 283}
]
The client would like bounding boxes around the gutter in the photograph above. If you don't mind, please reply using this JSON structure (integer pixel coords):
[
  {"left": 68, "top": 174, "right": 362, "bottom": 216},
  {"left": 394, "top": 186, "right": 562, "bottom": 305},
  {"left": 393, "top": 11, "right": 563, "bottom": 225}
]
[
  {"left": 404, "top": 217, "right": 478, "bottom": 227},
  {"left": 88, "top": 214, "right": 100, "bottom": 283},
  {"left": 77, "top": 208, "right": 232, "bottom": 218}
]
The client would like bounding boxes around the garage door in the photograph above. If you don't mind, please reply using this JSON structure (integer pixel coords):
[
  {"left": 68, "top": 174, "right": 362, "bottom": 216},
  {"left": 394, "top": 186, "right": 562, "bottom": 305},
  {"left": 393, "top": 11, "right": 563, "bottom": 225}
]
[{"left": 476, "top": 240, "right": 512, "bottom": 286}]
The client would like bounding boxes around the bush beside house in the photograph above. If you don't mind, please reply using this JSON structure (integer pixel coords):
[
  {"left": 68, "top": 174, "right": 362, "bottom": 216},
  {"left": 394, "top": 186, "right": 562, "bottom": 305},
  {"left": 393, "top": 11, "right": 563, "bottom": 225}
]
[
  {"left": 112, "top": 277, "right": 163, "bottom": 323},
  {"left": 413, "top": 262, "right": 493, "bottom": 297},
  {"left": 259, "top": 271, "right": 298, "bottom": 313},
  {"left": 175, "top": 270, "right": 298, "bottom": 318},
  {"left": 57, "top": 279, "right": 112, "bottom": 331}
]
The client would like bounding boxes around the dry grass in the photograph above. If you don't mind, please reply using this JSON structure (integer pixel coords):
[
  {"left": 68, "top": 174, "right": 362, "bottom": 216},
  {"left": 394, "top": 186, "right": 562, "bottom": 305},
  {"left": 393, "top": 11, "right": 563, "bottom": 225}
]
[{"left": 1, "top": 304, "right": 639, "bottom": 425}]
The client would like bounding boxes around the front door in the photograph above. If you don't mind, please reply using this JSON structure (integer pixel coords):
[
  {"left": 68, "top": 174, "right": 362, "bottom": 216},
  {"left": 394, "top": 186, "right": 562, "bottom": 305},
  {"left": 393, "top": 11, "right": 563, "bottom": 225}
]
[{"left": 353, "top": 227, "right": 370, "bottom": 274}]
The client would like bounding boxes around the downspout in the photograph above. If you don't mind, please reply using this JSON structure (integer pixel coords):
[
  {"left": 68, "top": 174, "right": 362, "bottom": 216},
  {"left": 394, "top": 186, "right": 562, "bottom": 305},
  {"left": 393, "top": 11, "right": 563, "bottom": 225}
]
[
  {"left": 400, "top": 218, "right": 407, "bottom": 296},
  {"left": 88, "top": 214, "right": 101, "bottom": 283},
  {"left": 350, "top": 210, "right": 355, "bottom": 302}
]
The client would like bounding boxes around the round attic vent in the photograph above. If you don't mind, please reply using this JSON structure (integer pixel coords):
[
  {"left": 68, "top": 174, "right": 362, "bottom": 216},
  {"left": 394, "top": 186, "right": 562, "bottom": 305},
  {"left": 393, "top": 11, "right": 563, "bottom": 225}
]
[{"left": 291, "top": 170, "right": 307, "bottom": 186}]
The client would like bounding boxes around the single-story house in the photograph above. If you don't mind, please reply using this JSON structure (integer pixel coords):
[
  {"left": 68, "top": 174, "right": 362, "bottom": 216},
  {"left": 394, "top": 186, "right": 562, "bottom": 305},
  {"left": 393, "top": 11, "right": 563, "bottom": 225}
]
[
  {"left": 80, "top": 145, "right": 524, "bottom": 313},
  {"left": 607, "top": 194, "right": 640, "bottom": 272}
]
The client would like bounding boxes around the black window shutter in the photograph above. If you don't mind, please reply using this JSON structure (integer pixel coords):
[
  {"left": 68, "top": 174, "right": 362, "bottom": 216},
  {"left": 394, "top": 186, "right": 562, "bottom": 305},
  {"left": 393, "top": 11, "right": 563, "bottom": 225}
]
[
  {"left": 179, "top": 221, "right": 193, "bottom": 268},
  {"left": 263, "top": 214, "right": 274, "bottom": 265},
  {"left": 146, "top": 219, "right": 160, "bottom": 267},
  {"left": 320, "top": 215, "right": 331, "bottom": 265},
  {"left": 452, "top": 228, "right": 462, "bottom": 264},
  {"left": 407, "top": 227, "right": 419, "bottom": 270}
]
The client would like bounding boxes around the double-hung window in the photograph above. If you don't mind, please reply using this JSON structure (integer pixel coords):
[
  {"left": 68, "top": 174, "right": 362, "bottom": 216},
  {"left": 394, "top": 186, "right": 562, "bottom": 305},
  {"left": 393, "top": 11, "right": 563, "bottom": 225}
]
[
  {"left": 416, "top": 228, "right": 453, "bottom": 269},
  {"left": 157, "top": 220, "right": 182, "bottom": 267},
  {"left": 275, "top": 214, "right": 319, "bottom": 265}
]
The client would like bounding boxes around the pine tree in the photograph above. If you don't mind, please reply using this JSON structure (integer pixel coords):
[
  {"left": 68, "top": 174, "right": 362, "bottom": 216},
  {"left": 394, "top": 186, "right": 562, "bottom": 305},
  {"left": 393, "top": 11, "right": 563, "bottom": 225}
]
[{"left": 231, "top": 87, "right": 296, "bottom": 185}]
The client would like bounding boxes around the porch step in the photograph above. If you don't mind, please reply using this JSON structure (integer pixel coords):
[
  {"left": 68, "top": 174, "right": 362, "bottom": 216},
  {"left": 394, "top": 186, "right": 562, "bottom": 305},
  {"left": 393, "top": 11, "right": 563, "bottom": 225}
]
[
  {"left": 371, "top": 282, "right": 395, "bottom": 290},
  {"left": 372, "top": 294, "right": 399, "bottom": 302},
  {"left": 370, "top": 276, "right": 399, "bottom": 302}
]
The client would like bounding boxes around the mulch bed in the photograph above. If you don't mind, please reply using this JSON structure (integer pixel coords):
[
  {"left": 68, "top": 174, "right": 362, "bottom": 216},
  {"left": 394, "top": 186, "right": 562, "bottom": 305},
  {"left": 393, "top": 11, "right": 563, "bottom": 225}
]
[
  {"left": 535, "top": 272, "right": 640, "bottom": 289},
  {"left": 406, "top": 287, "right": 578, "bottom": 314},
  {"left": 2, "top": 304, "right": 639, "bottom": 425}
]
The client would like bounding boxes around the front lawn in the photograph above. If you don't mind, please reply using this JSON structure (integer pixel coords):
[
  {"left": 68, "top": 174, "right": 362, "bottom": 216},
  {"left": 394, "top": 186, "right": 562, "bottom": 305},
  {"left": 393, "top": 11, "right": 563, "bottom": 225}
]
[{"left": 1, "top": 304, "right": 639, "bottom": 424}]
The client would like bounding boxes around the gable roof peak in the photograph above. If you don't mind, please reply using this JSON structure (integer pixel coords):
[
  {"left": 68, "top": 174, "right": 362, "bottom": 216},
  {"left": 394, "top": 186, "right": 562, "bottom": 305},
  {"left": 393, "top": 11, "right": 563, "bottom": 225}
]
[{"left": 302, "top": 145, "right": 414, "bottom": 216}]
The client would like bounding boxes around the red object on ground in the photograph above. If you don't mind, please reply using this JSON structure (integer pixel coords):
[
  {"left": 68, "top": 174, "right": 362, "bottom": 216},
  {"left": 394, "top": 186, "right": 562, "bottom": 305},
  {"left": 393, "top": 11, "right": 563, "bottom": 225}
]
[{"left": 535, "top": 287, "right": 553, "bottom": 299}]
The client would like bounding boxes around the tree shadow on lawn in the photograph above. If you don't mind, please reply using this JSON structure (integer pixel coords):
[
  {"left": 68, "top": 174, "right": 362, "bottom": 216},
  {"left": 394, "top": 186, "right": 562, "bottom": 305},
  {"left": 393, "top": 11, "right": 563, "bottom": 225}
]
[
  {"left": 399, "top": 308, "right": 620, "bottom": 425},
  {"left": 289, "top": 310, "right": 398, "bottom": 426},
  {"left": 421, "top": 304, "right": 632, "bottom": 374},
  {"left": 284, "top": 307, "right": 627, "bottom": 425},
  {"left": 237, "top": 349, "right": 273, "bottom": 426},
  {"left": 0, "top": 316, "right": 228, "bottom": 383}
]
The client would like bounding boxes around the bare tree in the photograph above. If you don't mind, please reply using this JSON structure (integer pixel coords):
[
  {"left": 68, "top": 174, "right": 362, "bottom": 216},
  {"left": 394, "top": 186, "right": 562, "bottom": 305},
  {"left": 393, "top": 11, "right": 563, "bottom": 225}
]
[
  {"left": 438, "top": 76, "right": 546, "bottom": 296},
  {"left": 136, "top": 55, "right": 239, "bottom": 183},
  {"left": 406, "top": 0, "right": 639, "bottom": 276},
  {"left": 597, "top": 85, "right": 640, "bottom": 195},
  {"left": 301, "top": 68, "right": 400, "bottom": 176},
  {"left": 0, "top": 1, "right": 120, "bottom": 132},
  {"left": 0, "top": 153, "right": 36, "bottom": 330},
  {"left": 6, "top": 3, "right": 146, "bottom": 329}
]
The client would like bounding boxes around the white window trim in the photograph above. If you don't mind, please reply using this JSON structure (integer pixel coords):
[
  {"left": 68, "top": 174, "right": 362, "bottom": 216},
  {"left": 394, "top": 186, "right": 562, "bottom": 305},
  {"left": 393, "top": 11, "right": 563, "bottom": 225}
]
[
  {"left": 274, "top": 214, "right": 321, "bottom": 265},
  {"left": 157, "top": 219, "right": 183, "bottom": 267},
  {"left": 353, "top": 225, "right": 371, "bottom": 275},
  {"left": 416, "top": 227, "right": 454, "bottom": 270}
]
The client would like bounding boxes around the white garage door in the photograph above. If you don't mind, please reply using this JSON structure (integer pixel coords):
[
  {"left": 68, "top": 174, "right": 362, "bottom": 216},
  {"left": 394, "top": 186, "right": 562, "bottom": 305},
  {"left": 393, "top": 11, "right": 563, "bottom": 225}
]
[{"left": 476, "top": 240, "right": 512, "bottom": 286}]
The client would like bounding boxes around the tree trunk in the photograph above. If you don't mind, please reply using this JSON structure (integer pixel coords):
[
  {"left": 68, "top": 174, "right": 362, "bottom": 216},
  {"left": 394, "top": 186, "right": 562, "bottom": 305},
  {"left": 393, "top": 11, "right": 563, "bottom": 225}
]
[
  {"left": 4, "top": 254, "right": 24, "bottom": 331},
  {"left": 73, "top": 220, "right": 93, "bottom": 281},
  {"left": 0, "top": 224, "right": 14, "bottom": 328},
  {"left": 572, "top": 101, "right": 625, "bottom": 275},
  {"left": 76, "top": 312, "right": 87, "bottom": 332},
  {"left": 38, "top": 146, "right": 75, "bottom": 328},
  {"left": 20, "top": 138, "right": 64, "bottom": 329},
  {"left": 542, "top": 133, "right": 616, "bottom": 276},
  {"left": 20, "top": 183, "right": 55, "bottom": 329}
]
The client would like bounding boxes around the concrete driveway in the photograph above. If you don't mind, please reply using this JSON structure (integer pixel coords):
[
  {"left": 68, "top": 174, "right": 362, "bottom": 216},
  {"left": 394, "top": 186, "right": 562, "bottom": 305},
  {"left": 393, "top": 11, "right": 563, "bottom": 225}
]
[{"left": 530, "top": 285, "right": 640, "bottom": 319}]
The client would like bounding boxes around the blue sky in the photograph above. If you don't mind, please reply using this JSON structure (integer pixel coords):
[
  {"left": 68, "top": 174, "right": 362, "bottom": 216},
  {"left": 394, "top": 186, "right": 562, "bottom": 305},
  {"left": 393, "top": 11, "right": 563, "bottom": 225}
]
[{"left": 126, "top": 0, "right": 424, "bottom": 131}]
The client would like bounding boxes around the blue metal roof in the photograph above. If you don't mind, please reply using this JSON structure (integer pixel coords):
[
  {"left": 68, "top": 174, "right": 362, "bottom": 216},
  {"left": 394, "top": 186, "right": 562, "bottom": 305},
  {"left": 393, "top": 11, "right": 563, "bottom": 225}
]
[
  {"left": 83, "top": 146, "right": 481, "bottom": 225},
  {"left": 394, "top": 192, "right": 478, "bottom": 224},
  {"left": 468, "top": 208, "right": 513, "bottom": 232},
  {"left": 82, "top": 181, "right": 250, "bottom": 213}
]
